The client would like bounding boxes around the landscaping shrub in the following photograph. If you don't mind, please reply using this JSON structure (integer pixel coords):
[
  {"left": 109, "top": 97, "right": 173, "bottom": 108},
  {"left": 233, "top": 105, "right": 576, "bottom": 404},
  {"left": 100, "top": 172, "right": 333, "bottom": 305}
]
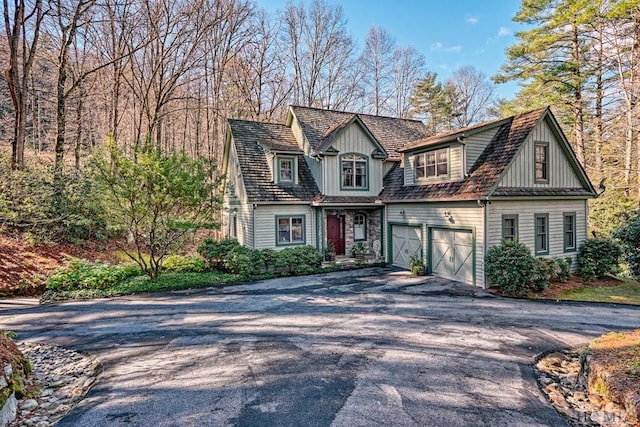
[
  {"left": 162, "top": 255, "right": 209, "bottom": 273},
  {"left": 485, "top": 239, "right": 537, "bottom": 295},
  {"left": 577, "top": 238, "right": 622, "bottom": 280},
  {"left": 613, "top": 212, "right": 640, "bottom": 279},
  {"left": 198, "top": 238, "right": 242, "bottom": 270},
  {"left": 46, "top": 259, "right": 140, "bottom": 291},
  {"left": 557, "top": 257, "right": 572, "bottom": 282},
  {"left": 275, "top": 246, "right": 323, "bottom": 275}
]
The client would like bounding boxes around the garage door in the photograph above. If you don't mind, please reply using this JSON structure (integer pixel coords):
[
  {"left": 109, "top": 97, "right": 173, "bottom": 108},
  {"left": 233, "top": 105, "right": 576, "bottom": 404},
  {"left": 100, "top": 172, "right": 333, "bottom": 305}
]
[
  {"left": 431, "top": 228, "right": 473, "bottom": 284},
  {"left": 391, "top": 225, "right": 422, "bottom": 269}
]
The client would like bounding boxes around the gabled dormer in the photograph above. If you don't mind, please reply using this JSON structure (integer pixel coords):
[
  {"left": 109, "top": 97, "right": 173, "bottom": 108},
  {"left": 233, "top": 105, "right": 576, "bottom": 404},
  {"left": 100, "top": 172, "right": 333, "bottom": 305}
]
[{"left": 257, "top": 139, "right": 303, "bottom": 185}]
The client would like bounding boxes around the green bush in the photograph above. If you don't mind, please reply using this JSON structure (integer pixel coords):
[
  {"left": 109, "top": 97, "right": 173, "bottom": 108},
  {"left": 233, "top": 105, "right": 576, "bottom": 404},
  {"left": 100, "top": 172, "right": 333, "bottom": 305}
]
[
  {"left": 275, "top": 246, "right": 323, "bottom": 275},
  {"left": 557, "top": 257, "right": 572, "bottom": 282},
  {"left": 613, "top": 211, "right": 640, "bottom": 279},
  {"left": 0, "top": 161, "right": 108, "bottom": 242},
  {"left": 46, "top": 259, "right": 140, "bottom": 291},
  {"left": 577, "top": 238, "right": 622, "bottom": 280},
  {"left": 198, "top": 238, "right": 242, "bottom": 270},
  {"left": 485, "top": 240, "right": 537, "bottom": 295},
  {"left": 162, "top": 255, "right": 209, "bottom": 273}
]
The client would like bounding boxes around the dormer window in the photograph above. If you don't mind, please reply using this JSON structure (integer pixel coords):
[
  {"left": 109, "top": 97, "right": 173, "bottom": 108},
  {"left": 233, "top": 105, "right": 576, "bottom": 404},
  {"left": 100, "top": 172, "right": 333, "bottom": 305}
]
[
  {"left": 277, "top": 156, "right": 295, "bottom": 183},
  {"left": 341, "top": 154, "right": 368, "bottom": 189},
  {"left": 416, "top": 148, "right": 448, "bottom": 180}
]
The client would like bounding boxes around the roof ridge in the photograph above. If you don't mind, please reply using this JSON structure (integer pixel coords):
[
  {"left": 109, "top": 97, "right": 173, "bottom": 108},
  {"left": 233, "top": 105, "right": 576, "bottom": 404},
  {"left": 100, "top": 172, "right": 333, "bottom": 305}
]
[
  {"left": 228, "top": 118, "right": 285, "bottom": 126},
  {"left": 290, "top": 105, "right": 424, "bottom": 124}
]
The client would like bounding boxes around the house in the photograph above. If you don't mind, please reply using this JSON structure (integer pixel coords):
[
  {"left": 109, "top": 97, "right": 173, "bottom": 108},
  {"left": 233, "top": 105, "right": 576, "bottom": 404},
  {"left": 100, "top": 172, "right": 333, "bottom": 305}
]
[{"left": 221, "top": 105, "right": 597, "bottom": 288}]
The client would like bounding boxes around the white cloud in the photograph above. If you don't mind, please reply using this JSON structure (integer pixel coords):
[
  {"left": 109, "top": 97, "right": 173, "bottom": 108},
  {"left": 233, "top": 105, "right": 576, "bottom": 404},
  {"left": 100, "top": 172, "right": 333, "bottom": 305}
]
[
  {"left": 466, "top": 16, "right": 479, "bottom": 24},
  {"left": 431, "top": 42, "right": 462, "bottom": 53},
  {"left": 497, "top": 27, "right": 512, "bottom": 37}
]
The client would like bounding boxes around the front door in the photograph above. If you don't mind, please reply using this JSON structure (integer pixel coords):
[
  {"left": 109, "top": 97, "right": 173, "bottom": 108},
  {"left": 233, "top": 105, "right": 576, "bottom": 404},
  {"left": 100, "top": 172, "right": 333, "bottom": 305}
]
[{"left": 327, "top": 215, "right": 345, "bottom": 255}]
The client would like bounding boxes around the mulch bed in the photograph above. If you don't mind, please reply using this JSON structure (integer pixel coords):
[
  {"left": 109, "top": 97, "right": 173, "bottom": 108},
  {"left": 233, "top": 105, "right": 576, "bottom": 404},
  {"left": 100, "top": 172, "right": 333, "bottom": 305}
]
[{"left": 0, "top": 235, "right": 122, "bottom": 297}]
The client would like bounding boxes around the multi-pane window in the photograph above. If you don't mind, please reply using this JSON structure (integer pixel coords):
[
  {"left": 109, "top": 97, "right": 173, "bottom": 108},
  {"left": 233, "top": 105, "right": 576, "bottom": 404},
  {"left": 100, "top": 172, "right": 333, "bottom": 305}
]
[
  {"left": 535, "top": 214, "right": 549, "bottom": 254},
  {"left": 354, "top": 214, "right": 366, "bottom": 241},
  {"left": 279, "top": 158, "right": 293, "bottom": 182},
  {"left": 277, "top": 216, "right": 304, "bottom": 245},
  {"left": 416, "top": 148, "right": 448, "bottom": 180},
  {"left": 535, "top": 143, "right": 548, "bottom": 182},
  {"left": 342, "top": 154, "right": 367, "bottom": 189},
  {"left": 564, "top": 213, "right": 576, "bottom": 251},
  {"left": 502, "top": 215, "right": 518, "bottom": 241}
]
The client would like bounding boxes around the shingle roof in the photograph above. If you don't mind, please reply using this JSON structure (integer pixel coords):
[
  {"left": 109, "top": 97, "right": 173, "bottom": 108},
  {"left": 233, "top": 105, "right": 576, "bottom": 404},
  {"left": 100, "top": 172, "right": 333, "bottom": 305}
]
[
  {"left": 492, "top": 187, "right": 595, "bottom": 197},
  {"left": 290, "top": 106, "right": 430, "bottom": 158},
  {"left": 312, "top": 195, "right": 381, "bottom": 205},
  {"left": 228, "top": 119, "right": 319, "bottom": 203},
  {"left": 381, "top": 108, "right": 554, "bottom": 201},
  {"left": 399, "top": 117, "right": 510, "bottom": 152}
]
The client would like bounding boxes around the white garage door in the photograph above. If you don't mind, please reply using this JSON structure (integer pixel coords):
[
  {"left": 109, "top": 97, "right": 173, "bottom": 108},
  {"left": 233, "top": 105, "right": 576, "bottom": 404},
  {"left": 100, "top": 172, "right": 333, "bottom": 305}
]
[
  {"left": 391, "top": 225, "right": 422, "bottom": 269},
  {"left": 431, "top": 228, "right": 473, "bottom": 284}
]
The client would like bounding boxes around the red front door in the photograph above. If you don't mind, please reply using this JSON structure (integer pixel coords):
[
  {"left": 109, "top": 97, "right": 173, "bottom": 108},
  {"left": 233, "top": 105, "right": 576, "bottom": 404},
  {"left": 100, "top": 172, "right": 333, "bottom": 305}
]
[{"left": 327, "top": 215, "right": 345, "bottom": 255}]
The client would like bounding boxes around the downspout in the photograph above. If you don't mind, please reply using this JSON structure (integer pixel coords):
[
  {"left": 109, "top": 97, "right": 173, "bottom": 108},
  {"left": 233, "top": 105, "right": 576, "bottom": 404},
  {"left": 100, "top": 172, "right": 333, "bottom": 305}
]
[
  {"left": 252, "top": 203, "right": 257, "bottom": 249},
  {"left": 478, "top": 198, "right": 489, "bottom": 289}
]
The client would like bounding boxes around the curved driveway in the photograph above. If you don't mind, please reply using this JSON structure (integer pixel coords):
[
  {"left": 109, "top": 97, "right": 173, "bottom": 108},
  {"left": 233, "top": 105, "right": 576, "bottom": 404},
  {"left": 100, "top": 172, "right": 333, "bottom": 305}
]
[{"left": 1, "top": 267, "right": 638, "bottom": 426}]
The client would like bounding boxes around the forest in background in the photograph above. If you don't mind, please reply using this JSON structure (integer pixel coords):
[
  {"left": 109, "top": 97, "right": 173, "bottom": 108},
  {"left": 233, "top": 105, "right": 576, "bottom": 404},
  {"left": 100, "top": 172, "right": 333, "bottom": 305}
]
[{"left": 1, "top": 0, "right": 639, "bottom": 243}]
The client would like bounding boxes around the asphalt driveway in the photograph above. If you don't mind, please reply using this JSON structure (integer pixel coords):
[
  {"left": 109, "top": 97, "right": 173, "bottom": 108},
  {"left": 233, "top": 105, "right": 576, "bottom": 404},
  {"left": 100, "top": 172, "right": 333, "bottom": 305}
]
[{"left": 1, "top": 267, "right": 638, "bottom": 426}]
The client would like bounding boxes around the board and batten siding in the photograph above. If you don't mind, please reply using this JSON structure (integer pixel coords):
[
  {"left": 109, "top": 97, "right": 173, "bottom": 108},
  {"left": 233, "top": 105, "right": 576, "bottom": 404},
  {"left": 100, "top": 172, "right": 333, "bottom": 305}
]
[
  {"left": 386, "top": 202, "right": 486, "bottom": 287},
  {"left": 498, "top": 120, "right": 582, "bottom": 188},
  {"left": 253, "top": 205, "right": 315, "bottom": 250},
  {"left": 403, "top": 143, "right": 464, "bottom": 185},
  {"left": 464, "top": 128, "right": 499, "bottom": 170},
  {"left": 323, "top": 123, "right": 384, "bottom": 196},
  {"left": 487, "top": 200, "right": 588, "bottom": 269}
]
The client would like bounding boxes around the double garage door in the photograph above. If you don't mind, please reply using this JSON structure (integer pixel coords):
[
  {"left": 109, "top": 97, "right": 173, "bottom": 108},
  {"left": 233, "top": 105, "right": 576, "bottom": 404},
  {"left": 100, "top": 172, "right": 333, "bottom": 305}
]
[{"left": 391, "top": 225, "right": 473, "bottom": 285}]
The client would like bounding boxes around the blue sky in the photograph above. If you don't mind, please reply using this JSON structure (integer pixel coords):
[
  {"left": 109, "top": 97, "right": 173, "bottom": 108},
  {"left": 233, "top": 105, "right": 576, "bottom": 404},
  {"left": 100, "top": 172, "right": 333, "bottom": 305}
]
[{"left": 254, "top": 0, "right": 527, "bottom": 99}]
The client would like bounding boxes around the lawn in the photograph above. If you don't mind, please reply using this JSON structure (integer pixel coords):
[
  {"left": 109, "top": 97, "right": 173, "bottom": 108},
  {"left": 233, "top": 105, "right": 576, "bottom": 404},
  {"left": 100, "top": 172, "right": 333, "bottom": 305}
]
[
  {"left": 535, "top": 275, "right": 640, "bottom": 305},
  {"left": 555, "top": 282, "right": 640, "bottom": 305}
]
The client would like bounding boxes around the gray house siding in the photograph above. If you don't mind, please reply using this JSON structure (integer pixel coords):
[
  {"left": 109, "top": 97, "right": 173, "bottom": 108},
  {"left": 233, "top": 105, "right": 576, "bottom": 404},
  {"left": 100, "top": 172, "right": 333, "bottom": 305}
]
[
  {"left": 487, "top": 199, "right": 588, "bottom": 270},
  {"left": 323, "top": 123, "right": 385, "bottom": 196},
  {"left": 499, "top": 120, "right": 583, "bottom": 188},
  {"left": 253, "top": 204, "right": 316, "bottom": 250},
  {"left": 386, "top": 202, "right": 485, "bottom": 287},
  {"left": 464, "top": 128, "right": 499, "bottom": 170}
]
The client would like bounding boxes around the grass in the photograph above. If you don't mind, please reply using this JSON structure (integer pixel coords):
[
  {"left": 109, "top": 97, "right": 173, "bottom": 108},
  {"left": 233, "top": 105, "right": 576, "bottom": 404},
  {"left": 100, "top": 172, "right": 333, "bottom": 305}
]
[{"left": 554, "top": 280, "right": 640, "bottom": 305}]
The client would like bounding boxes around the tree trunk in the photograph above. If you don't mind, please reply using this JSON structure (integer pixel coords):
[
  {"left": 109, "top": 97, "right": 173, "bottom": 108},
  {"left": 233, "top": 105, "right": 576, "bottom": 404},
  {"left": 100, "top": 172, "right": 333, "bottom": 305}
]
[{"left": 572, "top": 22, "right": 585, "bottom": 166}]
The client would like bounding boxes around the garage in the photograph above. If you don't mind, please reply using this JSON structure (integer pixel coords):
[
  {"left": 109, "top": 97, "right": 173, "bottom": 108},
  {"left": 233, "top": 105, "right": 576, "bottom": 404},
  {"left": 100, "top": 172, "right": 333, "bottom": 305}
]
[
  {"left": 431, "top": 228, "right": 474, "bottom": 284},
  {"left": 391, "top": 225, "right": 422, "bottom": 269}
]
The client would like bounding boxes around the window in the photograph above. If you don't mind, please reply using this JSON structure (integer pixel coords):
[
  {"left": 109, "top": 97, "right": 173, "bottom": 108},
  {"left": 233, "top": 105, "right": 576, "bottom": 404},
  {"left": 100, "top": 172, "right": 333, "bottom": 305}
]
[
  {"left": 341, "top": 154, "right": 368, "bottom": 189},
  {"left": 535, "top": 143, "right": 548, "bottom": 182},
  {"left": 231, "top": 216, "right": 237, "bottom": 238},
  {"left": 502, "top": 215, "right": 518, "bottom": 241},
  {"left": 277, "top": 216, "right": 304, "bottom": 245},
  {"left": 278, "top": 157, "right": 294, "bottom": 182},
  {"left": 416, "top": 148, "right": 448, "bottom": 180},
  {"left": 564, "top": 212, "right": 576, "bottom": 252},
  {"left": 535, "top": 214, "right": 549, "bottom": 255},
  {"left": 354, "top": 213, "right": 366, "bottom": 241}
]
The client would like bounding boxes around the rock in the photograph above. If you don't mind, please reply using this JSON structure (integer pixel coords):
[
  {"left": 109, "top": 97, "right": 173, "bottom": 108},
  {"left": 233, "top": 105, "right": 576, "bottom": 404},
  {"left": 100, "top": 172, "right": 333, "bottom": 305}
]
[
  {"left": 21, "top": 399, "right": 39, "bottom": 411},
  {"left": 9, "top": 342, "right": 101, "bottom": 427}
]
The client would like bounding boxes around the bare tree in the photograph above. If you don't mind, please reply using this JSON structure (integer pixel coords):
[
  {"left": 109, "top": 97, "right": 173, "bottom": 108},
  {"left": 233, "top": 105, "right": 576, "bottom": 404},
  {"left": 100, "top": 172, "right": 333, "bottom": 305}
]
[
  {"left": 3, "top": 0, "right": 44, "bottom": 169},
  {"left": 281, "top": 0, "right": 358, "bottom": 109},
  {"left": 391, "top": 46, "right": 424, "bottom": 118},
  {"left": 447, "top": 66, "right": 496, "bottom": 128},
  {"left": 360, "top": 26, "right": 395, "bottom": 115}
]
